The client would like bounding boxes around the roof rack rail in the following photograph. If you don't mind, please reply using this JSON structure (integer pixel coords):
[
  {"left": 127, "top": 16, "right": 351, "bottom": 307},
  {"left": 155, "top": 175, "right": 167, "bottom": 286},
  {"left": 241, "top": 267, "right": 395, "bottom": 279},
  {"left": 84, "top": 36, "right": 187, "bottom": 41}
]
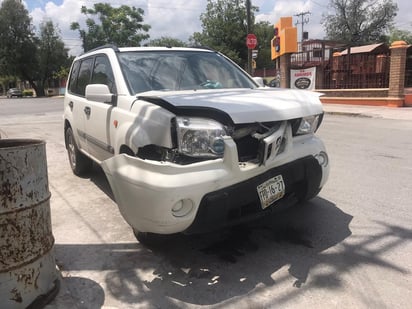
[
  {"left": 81, "top": 44, "right": 120, "bottom": 55},
  {"left": 189, "top": 45, "right": 217, "bottom": 52}
]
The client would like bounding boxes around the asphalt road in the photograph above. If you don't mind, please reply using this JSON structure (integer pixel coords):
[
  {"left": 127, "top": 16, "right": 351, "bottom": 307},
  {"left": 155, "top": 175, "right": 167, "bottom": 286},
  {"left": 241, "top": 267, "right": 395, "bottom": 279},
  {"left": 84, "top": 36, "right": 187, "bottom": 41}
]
[{"left": 1, "top": 97, "right": 411, "bottom": 308}]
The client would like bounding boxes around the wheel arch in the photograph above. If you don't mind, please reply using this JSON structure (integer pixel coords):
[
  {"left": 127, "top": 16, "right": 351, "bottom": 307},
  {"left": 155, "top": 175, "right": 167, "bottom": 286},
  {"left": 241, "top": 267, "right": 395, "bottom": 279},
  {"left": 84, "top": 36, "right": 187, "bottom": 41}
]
[{"left": 119, "top": 144, "right": 135, "bottom": 156}]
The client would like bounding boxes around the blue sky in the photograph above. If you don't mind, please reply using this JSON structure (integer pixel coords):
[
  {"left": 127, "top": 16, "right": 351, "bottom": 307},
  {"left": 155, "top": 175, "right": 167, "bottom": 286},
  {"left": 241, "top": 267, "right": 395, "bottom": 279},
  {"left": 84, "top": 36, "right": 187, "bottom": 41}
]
[
  {"left": 18, "top": 0, "right": 412, "bottom": 56},
  {"left": 26, "top": 0, "right": 63, "bottom": 11}
]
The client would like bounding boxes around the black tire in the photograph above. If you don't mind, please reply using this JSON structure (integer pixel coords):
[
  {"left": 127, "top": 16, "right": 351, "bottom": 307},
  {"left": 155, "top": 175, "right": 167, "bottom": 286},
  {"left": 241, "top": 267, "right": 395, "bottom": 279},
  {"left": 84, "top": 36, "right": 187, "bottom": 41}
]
[
  {"left": 133, "top": 229, "right": 171, "bottom": 247},
  {"left": 297, "top": 187, "right": 321, "bottom": 204},
  {"left": 65, "top": 127, "right": 92, "bottom": 176}
]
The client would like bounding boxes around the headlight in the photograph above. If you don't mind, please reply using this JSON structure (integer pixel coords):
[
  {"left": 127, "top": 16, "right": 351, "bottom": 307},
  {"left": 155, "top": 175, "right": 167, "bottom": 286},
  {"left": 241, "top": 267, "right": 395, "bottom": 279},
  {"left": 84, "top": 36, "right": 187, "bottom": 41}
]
[
  {"left": 175, "top": 117, "right": 227, "bottom": 158},
  {"left": 296, "top": 115, "right": 321, "bottom": 135}
]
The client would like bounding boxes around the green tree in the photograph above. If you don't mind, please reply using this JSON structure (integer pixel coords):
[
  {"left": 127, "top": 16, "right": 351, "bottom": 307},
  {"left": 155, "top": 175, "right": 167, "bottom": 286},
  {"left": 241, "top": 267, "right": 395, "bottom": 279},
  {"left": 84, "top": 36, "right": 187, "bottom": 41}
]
[
  {"left": 0, "top": 75, "right": 17, "bottom": 95},
  {"left": 190, "top": 0, "right": 257, "bottom": 68},
  {"left": 148, "top": 36, "right": 187, "bottom": 47},
  {"left": 53, "top": 55, "right": 75, "bottom": 81},
  {"left": 253, "top": 21, "right": 275, "bottom": 70},
  {"left": 0, "top": 0, "right": 38, "bottom": 93},
  {"left": 321, "top": 0, "right": 398, "bottom": 45},
  {"left": 387, "top": 27, "right": 412, "bottom": 44},
  {"left": 0, "top": 1, "right": 70, "bottom": 96},
  {"left": 37, "top": 20, "right": 70, "bottom": 96},
  {"left": 71, "top": 3, "right": 150, "bottom": 52}
]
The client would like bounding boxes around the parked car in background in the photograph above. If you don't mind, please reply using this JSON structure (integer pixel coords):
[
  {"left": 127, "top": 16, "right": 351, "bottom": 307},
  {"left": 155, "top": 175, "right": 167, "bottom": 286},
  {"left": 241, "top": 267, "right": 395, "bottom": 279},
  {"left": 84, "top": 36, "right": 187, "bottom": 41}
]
[
  {"left": 64, "top": 45, "right": 329, "bottom": 244},
  {"left": 6, "top": 88, "right": 23, "bottom": 98},
  {"left": 268, "top": 78, "right": 280, "bottom": 88}
]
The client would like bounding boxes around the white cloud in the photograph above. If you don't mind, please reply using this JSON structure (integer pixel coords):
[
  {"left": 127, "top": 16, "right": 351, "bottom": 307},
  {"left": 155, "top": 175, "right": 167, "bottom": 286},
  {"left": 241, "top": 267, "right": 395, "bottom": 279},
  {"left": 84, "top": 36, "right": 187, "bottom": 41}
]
[
  {"left": 255, "top": 0, "right": 412, "bottom": 41},
  {"left": 5, "top": 0, "right": 411, "bottom": 56},
  {"left": 255, "top": 1, "right": 325, "bottom": 40},
  {"left": 30, "top": 0, "right": 87, "bottom": 56},
  {"left": 146, "top": 0, "right": 206, "bottom": 40},
  {"left": 28, "top": 0, "right": 208, "bottom": 56}
]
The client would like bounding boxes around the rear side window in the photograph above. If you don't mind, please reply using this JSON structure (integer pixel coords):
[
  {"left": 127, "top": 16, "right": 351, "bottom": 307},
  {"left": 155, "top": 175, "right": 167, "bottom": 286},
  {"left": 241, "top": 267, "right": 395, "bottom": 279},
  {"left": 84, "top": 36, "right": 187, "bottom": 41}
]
[
  {"left": 67, "top": 58, "right": 93, "bottom": 96},
  {"left": 91, "top": 56, "right": 116, "bottom": 93},
  {"left": 76, "top": 58, "right": 94, "bottom": 96},
  {"left": 68, "top": 61, "right": 80, "bottom": 94},
  {"left": 68, "top": 55, "right": 116, "bottom": 97}
]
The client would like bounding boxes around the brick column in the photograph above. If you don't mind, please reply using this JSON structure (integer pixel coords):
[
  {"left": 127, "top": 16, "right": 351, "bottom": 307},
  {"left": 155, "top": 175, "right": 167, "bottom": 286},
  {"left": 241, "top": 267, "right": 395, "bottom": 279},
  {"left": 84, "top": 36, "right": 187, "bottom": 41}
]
[
  {"left": 279, "top": 53, "right": 291, "bottom": 88},
  {"left": 388, "top": 41, "right": 408, "bottom": 107}
]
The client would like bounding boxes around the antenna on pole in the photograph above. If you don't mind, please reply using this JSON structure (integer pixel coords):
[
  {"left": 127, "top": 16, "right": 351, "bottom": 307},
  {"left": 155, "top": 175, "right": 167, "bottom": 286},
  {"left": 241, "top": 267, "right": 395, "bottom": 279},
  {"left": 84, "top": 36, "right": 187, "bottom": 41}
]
[{"left": 294, "top": 11, "right": 311, "bottom": 43}]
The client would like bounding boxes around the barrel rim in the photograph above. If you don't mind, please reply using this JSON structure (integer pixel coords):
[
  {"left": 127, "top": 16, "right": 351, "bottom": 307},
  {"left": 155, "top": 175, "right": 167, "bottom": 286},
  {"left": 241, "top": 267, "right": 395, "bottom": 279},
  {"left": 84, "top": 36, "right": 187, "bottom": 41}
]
[{"left": 0, "top": 138, "right": 45, "bottom": 149}]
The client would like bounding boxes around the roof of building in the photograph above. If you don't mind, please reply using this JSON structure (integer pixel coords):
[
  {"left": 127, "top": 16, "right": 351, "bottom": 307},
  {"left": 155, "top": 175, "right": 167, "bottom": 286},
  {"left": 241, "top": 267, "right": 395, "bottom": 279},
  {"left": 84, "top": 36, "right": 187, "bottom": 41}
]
[{"left": 339, "top": 43, "right": 388, "bottom": 55}]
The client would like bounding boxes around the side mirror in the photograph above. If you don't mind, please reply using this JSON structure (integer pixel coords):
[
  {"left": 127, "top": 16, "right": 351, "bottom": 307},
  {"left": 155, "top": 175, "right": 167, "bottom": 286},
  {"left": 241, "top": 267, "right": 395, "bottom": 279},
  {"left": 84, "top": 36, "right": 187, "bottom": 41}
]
[{"left": 85, "top": 84, "right": 116, "bottom": 105}]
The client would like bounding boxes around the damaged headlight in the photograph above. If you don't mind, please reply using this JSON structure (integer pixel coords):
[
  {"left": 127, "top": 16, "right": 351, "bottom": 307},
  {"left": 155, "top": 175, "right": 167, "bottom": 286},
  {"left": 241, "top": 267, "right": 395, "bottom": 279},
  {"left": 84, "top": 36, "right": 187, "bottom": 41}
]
[
  {"left": 296, "top": 114, "right": 322, "bottom": 135},
  {"left": 175, "top": 117, "right": 227, "bottom": 158}
]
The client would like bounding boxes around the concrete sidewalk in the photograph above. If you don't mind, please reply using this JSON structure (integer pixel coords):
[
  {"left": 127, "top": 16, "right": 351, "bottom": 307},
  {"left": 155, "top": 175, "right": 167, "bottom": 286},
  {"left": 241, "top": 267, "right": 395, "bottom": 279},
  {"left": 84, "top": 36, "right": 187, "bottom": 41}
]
[
  {"left": 322, "top": 103, "right": 412, "bottom": 120},
  {"left": 26, "top": 102, "right": 412, "bottom": 309}
]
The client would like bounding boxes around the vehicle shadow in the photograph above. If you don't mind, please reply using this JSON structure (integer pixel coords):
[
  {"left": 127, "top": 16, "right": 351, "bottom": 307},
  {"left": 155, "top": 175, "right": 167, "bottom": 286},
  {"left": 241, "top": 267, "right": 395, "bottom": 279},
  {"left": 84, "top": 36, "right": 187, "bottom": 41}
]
[
  {"left": 82, "top": 163, "right": 115, "bottom": 201},
  {"left": 55, "top": 166, "right": 411, "bottom": 307},
  {"left": 51, "top": 195, "right": 410, "bottom": 308}
]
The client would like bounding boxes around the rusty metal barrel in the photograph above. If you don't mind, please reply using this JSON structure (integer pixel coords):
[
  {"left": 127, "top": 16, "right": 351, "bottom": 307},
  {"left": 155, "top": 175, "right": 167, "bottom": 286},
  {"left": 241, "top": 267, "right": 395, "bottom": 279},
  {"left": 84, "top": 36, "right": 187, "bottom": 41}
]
[{"left": 0, "top": 139, "right": 59, "bottom": 308}]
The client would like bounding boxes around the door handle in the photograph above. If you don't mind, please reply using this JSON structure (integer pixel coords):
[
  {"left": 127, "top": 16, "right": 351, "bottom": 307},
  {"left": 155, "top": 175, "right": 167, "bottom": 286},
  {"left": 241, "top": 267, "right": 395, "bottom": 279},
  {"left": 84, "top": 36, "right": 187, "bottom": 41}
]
[{"left": 84, "top": 106, "right": 91, "bottom": 116}]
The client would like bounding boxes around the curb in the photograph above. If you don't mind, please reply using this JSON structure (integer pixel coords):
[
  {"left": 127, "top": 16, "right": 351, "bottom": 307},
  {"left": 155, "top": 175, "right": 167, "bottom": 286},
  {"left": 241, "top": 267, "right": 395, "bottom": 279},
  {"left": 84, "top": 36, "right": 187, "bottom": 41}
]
[{"left": 324, "top": 111, "right": 374, "bottom": 118}]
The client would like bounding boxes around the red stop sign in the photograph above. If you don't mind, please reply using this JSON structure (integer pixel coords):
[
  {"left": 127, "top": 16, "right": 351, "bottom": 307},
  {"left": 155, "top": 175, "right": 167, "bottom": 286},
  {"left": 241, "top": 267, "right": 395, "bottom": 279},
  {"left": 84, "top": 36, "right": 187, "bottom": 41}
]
[{"left": 246, "top": 33, "right": 257, "bottom": 49}]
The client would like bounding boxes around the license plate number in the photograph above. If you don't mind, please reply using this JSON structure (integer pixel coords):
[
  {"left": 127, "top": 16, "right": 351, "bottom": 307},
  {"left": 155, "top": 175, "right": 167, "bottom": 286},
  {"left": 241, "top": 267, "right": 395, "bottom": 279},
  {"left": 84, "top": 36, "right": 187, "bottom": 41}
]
[{"left": 257, "top": 175, "right": 285, "bottom": 209}]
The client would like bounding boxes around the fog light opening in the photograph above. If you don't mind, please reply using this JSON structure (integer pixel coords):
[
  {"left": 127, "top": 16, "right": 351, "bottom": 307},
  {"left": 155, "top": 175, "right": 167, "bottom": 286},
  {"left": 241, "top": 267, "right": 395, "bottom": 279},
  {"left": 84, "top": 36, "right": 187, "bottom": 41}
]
[
  {"left": 316, "top": 151, "right": 328, "bottom": 167},
  {"left": 172, "top": 199, "right": 194, "bottom": 217}
]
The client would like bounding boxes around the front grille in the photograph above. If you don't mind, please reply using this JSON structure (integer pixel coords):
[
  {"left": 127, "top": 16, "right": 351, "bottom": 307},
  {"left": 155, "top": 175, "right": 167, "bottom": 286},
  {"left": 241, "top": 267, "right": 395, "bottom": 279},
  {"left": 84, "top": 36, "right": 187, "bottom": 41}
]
[
  {"left": 233, "top": 120, "right": 290, "bottom": 164},
  {"left": 235, "top": 135, "right": 260, "bottom": 162}
]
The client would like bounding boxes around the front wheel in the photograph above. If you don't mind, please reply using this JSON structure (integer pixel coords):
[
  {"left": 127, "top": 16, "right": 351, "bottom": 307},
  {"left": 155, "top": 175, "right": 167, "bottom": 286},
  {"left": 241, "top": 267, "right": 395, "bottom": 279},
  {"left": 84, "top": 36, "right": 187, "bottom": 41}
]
[
  {"left": 296, "top": 186, "right": 321, "bottom": 205},
  {"left": 65, "top": 127, "right": 92, "bottom": 176},
  {"left": 133, "top": 229, "right": 173, "bottom": 247}
]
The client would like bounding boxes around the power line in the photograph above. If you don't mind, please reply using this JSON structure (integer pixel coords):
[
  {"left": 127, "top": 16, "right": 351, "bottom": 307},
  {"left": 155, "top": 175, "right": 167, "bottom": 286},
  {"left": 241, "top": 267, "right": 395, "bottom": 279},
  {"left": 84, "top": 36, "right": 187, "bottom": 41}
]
[{"left": 294, "top": 11, "right": 311, "bottom": 43}]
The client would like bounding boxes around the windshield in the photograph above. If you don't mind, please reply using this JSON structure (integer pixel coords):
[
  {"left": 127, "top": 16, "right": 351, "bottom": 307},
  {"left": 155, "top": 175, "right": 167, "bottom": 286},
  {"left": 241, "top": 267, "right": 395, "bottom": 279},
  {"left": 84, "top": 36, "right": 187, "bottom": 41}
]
[{"left": 117, "top": 50, "right": 256, "bottom": 94}]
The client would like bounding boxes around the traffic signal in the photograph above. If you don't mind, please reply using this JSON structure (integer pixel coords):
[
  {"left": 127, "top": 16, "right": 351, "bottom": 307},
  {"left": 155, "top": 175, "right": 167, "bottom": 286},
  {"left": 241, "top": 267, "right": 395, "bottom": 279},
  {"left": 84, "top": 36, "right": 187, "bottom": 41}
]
[
  {"left": 271, "top": 17, "right": 298, "bottom": 60},
  {"left": 273, "top": 27, "right": 280, "bottom": 52}
]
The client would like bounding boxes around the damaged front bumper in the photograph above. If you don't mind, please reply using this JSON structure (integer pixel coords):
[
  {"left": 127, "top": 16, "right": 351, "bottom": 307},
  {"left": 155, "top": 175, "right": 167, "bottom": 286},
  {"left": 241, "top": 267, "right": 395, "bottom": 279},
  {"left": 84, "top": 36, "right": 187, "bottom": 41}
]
[{"left": 101, "top": 136, "right": 329, "bottom": 234}]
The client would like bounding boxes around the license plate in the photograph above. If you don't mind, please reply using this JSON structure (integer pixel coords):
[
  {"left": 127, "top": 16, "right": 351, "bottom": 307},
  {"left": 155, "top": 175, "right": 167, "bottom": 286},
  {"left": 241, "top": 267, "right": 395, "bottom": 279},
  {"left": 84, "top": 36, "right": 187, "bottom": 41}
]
[{"left": 257, "top": 175, "right": 285, "bottom": 209}]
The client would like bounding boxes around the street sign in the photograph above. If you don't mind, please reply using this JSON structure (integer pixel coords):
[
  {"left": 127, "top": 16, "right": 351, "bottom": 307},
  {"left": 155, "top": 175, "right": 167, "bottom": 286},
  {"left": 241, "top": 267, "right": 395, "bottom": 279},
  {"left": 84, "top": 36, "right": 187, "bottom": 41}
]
[{"left": 246, "top": 33, "right": 257, "bottom": 49}]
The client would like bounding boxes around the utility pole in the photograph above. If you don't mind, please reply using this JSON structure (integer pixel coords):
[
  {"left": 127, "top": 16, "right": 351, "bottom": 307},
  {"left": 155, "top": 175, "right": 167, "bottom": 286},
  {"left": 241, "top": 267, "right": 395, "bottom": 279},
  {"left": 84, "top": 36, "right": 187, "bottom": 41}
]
[
  {"left": 246, "top": 0, "right": 252, "bottom": 74},
  {"left": 294, "top": 11, "right": 310, "bottom": 43}
]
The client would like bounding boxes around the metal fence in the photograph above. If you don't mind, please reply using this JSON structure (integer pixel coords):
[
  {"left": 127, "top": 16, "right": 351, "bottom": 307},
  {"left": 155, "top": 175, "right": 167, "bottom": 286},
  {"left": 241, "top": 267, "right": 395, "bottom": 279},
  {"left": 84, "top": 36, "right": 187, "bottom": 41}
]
[
  {"left": 405, "top": 47, "right": 412, "bottom": 88},
  {"left": 290, "top": 42, "right": 391, "bottom": 89}
]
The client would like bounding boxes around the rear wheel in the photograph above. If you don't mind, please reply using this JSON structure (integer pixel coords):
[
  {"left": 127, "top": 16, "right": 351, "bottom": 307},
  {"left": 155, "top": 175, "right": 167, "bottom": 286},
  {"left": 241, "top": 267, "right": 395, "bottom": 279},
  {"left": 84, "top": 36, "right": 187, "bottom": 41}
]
[{"left": 65, "top": 127, "right": 92, "bottom": 176}]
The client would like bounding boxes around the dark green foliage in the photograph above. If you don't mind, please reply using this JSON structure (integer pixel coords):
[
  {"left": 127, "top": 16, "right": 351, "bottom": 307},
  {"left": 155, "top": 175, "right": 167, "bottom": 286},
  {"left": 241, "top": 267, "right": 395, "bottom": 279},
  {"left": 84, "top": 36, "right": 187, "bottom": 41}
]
[
  {"left": 23, "top": 89, "right": 34, "bottom": 97},
  {"left": 387, "top": 28, "right": 412, "bottom": 45},
  {"left": 0, "top": 0, "right": 38, "bottom": 90},
  {"left": 0, "top": 0, "right": 69, "bottom": 96},
  {"left": 148, "top": 37, "right": 187, "bottom": 47},
  {"left": 253, "top": 21, "right": 276, "bottom": 70},
  {"left": 321, "top": 0, "right": 398, "bottom": 45},
  {"left": 37, "top": 20, "right": 70, "bottom": 96},
  {"left": 190, "top": 0, "right": 258, "bottom": 68},
  {"left": 71, "top": 3, "right": 151, "bottom": 52}
]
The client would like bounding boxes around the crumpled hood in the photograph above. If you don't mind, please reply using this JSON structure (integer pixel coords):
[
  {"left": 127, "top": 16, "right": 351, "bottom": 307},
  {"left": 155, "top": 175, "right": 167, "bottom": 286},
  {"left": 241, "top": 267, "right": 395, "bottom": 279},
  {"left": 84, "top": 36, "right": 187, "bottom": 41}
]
[{"left": 137, "top": 88, "right": 323, "bottom": 124}]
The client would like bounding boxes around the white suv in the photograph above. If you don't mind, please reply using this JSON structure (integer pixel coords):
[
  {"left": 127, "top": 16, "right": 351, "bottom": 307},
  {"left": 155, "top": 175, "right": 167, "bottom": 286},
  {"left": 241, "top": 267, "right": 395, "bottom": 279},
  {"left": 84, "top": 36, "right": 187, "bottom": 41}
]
[{"left": 64, "top": 45, "right": 329, "bottom": 243}]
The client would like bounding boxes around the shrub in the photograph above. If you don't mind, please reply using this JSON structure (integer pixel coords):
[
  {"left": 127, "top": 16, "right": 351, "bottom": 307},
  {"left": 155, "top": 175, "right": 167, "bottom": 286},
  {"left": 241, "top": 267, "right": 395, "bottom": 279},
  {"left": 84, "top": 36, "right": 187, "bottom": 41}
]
[{"left": 23, "top": 90, "right": 34, "bottom": 97}]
